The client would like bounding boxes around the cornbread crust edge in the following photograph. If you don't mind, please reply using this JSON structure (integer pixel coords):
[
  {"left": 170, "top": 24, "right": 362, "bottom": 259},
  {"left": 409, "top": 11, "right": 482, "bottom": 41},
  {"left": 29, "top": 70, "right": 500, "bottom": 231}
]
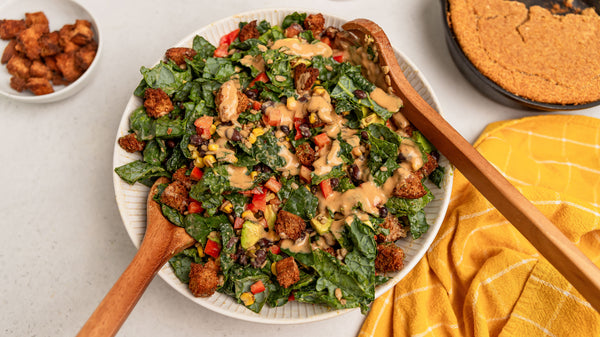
[{"left": 449, "top": 0, "right": 600, "bottom": 104}]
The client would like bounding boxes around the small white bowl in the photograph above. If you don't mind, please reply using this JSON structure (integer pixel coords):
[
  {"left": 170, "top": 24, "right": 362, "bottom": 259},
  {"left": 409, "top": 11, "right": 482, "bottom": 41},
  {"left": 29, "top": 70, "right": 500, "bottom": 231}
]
[{"left": 0, "top": 0, "right": 102, "bottom": 103}]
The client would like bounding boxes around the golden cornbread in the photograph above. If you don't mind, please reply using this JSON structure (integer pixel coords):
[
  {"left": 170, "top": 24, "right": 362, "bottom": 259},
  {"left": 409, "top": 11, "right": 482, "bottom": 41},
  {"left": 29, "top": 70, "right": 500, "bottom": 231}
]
[{"left": 449, "top": 0, "right": 600, "bottom": 104}]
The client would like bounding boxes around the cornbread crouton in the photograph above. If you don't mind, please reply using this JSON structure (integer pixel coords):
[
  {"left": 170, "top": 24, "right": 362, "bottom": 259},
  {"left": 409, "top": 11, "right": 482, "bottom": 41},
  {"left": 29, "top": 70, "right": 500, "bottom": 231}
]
[
  {"left": 26, "top": 77, "right": 53, "bottom": 95},
  {"left": 276, "top": 257, "right": 300, "bottom": 288},
  {"left": 0, "top": 19, "right": 26, "bottom": 40},
  {"left": 375, "top": 244, "right": 404, "bottom": 273},
  {"left": 118, "top": 133, "right": 146, "bottom": 153},
  {"left": 189, "top": 259, "right": 220, "bottom": 297},
  {"left": 143, "top": 88, "right": 174, "bottom": 118},
  {"left": 275, "top": 210, "right": 306, "bottom": 241}
]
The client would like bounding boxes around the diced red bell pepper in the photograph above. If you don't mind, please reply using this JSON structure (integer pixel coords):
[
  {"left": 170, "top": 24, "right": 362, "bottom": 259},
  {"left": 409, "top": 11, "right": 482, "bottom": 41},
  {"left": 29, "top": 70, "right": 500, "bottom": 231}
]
[
  {"left": 190, "top": 167, "right": 204, "bottom": 180},
  {"left": 213, "top": 43, "right": 229, "bottom": 58},
  {"left": 294, "top": 119, "right": 304, "bottom": 140},
  {"left": 333, "top": 54, "right": 344, "bottom": 63},
  {"left": 250, "top": 280, "right": 266, "bottom": 294},
  {"left": 251, "top": 192, "right": 267, "bottom": 212},
  {"left": 299, "top": 165, "right": 312, "bottom": 184},
  {"left": 288, "top": 292, "right": 295, "bottom": 301},
  {"left": 249, "top": 72, "right": 269, "bottom": 87},
  {"left": 320, "top": 179, "right": 333, "bottom": 199},
  {"left": 188, "top": 201, "right": 204, "bottom": 214},
  {"left": 269, "top": 245, "right": 281, "bottom": 255},
  {"left": 252, "top": 100, "right": 262, "bottom": 110},
  {"left": 219, "top": 28, "right": 240, "bottom": 46},
  {"left": 234, "top": 217, "right": 244, "bottom": 230},
  {"left": 194, "top": 116, "right": 214, "bottom": 139},
  {"left": 264, "top": 176, "right": 282, "bottom": 193},
  {"left": 386, "top": 120, "right": 392, "bottom": 128},
  {"left": 313, "top": 133, "right": 331, "bottom": 148},
  {"left": 204, "top": 239, "right": 221, "bottom": 258}
]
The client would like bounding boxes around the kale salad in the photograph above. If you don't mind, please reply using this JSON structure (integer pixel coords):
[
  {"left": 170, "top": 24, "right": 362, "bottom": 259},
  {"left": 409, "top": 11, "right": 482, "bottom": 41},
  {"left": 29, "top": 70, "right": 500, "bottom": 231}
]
[{"left": 115, "top": 12, "right": 445, "bottom": 314}]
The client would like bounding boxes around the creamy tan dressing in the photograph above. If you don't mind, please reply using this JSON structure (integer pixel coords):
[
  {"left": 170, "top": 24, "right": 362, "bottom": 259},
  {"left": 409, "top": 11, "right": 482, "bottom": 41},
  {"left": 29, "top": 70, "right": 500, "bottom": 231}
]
[
  {"left": 271, "top": 38, "right": 333, "bottom": 58},
  {"left": 276, "top": 141, "right": 300, "bottom": 176},
  {"left": 370, "top": 87, "right": 403, "bottom": 112},
  {"left": 226, "top": 165, "right": 253, "bottom": 190},
  {"left": 308, "top": 95, "right": 335, "bottom": 123},
  {"left": 280, "top": 235, "right": 311, "bottom": 254},
  {"left": 261, "top": 229, "right": 280, "bottom": 242},
  {"left": 313, "top": 140, "right": 343, "bottom": 176},
  {"left": 265, "top": 102, "right": 298, "bottom": 128},
  {"left": 391, "top": 111, "right": 410, "bottom": 129},
  {"left": 218, "top": 80, "right": 240, "bottom": 122},
  {"left": 318, "top": 180, "right": 387, "bottom": 216},
  {"left": 340, "top": 40, "right": 388, "bottom": 90},
  {"left": 400, "top": 138, "right": 424, "bottom": 171},
  {"left": 240, "top": 54, "right": 265, "bottom": 73}
]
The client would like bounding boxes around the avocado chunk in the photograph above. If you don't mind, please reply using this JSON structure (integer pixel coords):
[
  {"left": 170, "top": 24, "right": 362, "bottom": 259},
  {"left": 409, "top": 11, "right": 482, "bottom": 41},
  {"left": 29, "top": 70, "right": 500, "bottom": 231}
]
[
  {"left": 359, "top": 112, "right": 384, "bottom": 128},
  {"left": 310, "top": 214, "right": 333, "bottom": 235},
  {"left": 241, "top": 221, "right": 265, "bottom": 249},
  {"left": 264, "top": 205, "right": 276, "bottom": 230}
]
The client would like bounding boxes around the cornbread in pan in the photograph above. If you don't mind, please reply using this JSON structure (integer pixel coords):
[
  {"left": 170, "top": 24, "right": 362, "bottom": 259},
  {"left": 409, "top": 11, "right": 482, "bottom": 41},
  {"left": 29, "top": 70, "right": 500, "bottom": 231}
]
[{"left": 449, "top": 0, "right": 600, "bottom": 105}]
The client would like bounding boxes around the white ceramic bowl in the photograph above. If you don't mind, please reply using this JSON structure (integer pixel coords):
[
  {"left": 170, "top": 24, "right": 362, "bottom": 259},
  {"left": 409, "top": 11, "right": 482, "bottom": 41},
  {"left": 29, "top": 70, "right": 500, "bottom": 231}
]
[
  {"left": 112, "top": 8, "right": 453, "bottom": 324},
  {"left": 0, "top": 0, "right": 102, "bottom": 103}
]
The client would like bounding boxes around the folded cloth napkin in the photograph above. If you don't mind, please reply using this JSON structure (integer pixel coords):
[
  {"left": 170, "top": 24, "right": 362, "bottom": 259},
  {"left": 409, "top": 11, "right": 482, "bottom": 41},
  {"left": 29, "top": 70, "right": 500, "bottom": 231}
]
[{"left": 359, "top": 115, "right": 600, "bottom": 337}]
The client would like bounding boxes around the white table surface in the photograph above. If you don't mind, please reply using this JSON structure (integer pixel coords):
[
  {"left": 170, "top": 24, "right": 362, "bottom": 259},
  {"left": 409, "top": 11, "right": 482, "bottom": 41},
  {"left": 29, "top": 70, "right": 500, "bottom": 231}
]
[{"left": 2, "top": 0, "right": 599, "bottom": 336}]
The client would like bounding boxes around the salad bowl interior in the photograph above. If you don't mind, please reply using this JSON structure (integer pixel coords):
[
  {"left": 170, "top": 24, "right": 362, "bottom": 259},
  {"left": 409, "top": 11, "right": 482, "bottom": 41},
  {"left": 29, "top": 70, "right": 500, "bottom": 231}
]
[{"left": 112, "top": 8, "right": 453, "bottom": 324}]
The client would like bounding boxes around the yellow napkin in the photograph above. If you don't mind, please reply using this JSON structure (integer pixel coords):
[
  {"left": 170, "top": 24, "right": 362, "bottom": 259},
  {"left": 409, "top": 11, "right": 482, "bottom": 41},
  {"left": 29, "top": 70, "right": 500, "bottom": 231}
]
[{"left": 360, "top": 115, "right": 600, "bottom": 337}]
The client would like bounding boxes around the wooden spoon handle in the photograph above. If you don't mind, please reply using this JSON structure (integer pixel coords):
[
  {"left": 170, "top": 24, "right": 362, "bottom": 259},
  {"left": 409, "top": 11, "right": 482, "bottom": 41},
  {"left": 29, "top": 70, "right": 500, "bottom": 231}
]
[
  {"left": 343, "top": 19, "right": 600, "bottom": 312},
  {"left": 77, "top": 242, "right": 170, "bottom": 337}
]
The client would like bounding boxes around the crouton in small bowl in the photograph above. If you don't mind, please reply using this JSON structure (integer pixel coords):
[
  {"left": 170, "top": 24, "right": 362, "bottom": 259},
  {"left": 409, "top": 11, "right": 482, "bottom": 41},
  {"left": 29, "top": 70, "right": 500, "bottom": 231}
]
[{"left": 0, "top": 0, "right": 101, "bottom": 103}]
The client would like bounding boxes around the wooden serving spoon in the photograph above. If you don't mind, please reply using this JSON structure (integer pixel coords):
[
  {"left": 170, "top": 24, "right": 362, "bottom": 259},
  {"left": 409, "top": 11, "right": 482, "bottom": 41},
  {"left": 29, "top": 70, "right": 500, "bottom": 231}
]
[
  {"left": 342, "top": 19, "right": 600, "bottom": 312},
  {"left": 78, "top": 177, "right": 195, "bottom": 337}
]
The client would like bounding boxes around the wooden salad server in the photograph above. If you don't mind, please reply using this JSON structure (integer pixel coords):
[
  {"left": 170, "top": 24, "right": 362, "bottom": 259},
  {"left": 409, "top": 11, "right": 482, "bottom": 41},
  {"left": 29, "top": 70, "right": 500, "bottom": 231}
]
[
  {"left": 342, "top": 19, "right": 600, "bottom": 312},
  {"left": 78, "top": 177, "right": 195, "bottom": 337}
]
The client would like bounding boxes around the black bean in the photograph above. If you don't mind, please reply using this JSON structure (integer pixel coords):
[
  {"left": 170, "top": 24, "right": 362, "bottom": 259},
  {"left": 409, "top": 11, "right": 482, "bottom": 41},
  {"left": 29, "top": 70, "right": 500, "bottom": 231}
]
[
  {"left": 280, "top": 125, "right": 291, "bottom": 134},
  {"left": 353, "top": 89, "right": 367, "bottom": 99},
  {"left": 252, "top": 249, "right": 267, "bottom": 268},
  {"left": 189, "top": 134, "right": 205, "bottom": 146},
  {"left": 257, "top": 238, "right": 271, "bottom": 248},
  {"left": 298, "top": 124, "right": 311, "bottom": 138},
  {"left": 226, "top": 236, "right": 239, "bottom": 249},
  {"left": 330, "top": 177, "right": 339, "bottom": 189},
  {"left": 361, "top": 131, "right": 369, "bottom": 140},
  {"left": 239, "top": 254, "right": 249, "bottom": 266},
  {"left": 261, "top": 100, "right": 275, "bottom": 113},
  {"left": 310, "top": 185, "right": 319, "bottom": 194},
  {"left": 280, "top": 96, "right": 288, "bottom": 105},
  {"left": 255, "top": 210, "right": 264, "bottom": 219},
  {"left": 348, "top": 164, "right": 361, "bottom": 182},
  {"left": 230, "top": 129, "right": 242, "bottom": 142},
  {"left": 298, "top": 96, "right": 308, "bottom": 103},
  {"left": 431, "top": 150, "right": 440, "bottom": 161},
  {"left": 244, "top": 89, "right": 258, "bottom": 100},
  {"left": 379, "top": 206, "right": 389, "bottom": 218},
  {"left": 166, "top": 140, "right": 176, "bottom": 148}
]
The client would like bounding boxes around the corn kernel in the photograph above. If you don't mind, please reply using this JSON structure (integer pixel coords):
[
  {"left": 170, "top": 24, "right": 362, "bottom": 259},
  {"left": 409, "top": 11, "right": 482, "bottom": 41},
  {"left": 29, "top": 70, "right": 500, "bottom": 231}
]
[
  {"left": 314, "top": 80, "right": 321, "bottom": 85},
  {"left": 271, "top": 262, "right": 277, "bottom": 275},
  {"left": 247, "top": 133, "right": 257, "bottom": 144},
  {"left": 309, "top": 112, "right": 317, "bottom": 124},
  {"left": 242, "top": 210, "right": 253, "bottom": 219},
  {"left": 194, "top": 157, "right": 205, "bottom": 168},
  {"left": 209, "top": 124, "right": 217, "bottom": 135},
  {"left": 203, "top": 155, "right": 216, "bottom": 167},
  {"left": 313, "top": 86, "right": 326, "bottom": 95},
  {"left": 240, "top": 292, "right": 255, "bottom": 306},
  {"left": 208, "top": 143, "right": 219, "bottom": 152},
  {"left": 187, "top": 144, "right": 197, "bottom": 152},
  {"left": 195, "top": 242, "right": 205, "bottom": 257},
  {"left": 191, "top": 150, "right": 200, "bottom": 160},
  {"left": 342, "top": 110, "right": 350, "bottom": 116},
  {"left": 252, "top": 128, "right": 265, "bottom": 137},
  {"left": 286, "top": 97, "right": 297, "bottom": 110},
  {"left": 250, "top": 171, "right": 258, "bottom": 179},
  {"left": 220, "top": 201, "right": 233, "bottom": 214}
]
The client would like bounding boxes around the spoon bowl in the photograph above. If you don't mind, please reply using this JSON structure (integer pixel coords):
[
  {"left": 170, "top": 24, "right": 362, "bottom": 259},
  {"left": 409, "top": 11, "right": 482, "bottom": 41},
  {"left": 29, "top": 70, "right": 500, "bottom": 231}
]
[
  {"left": 342, "top": 18, "right": 600, "bottom": 312},
  {"left": 78, "top": 177, "right": 195, "bottom": 337}
]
